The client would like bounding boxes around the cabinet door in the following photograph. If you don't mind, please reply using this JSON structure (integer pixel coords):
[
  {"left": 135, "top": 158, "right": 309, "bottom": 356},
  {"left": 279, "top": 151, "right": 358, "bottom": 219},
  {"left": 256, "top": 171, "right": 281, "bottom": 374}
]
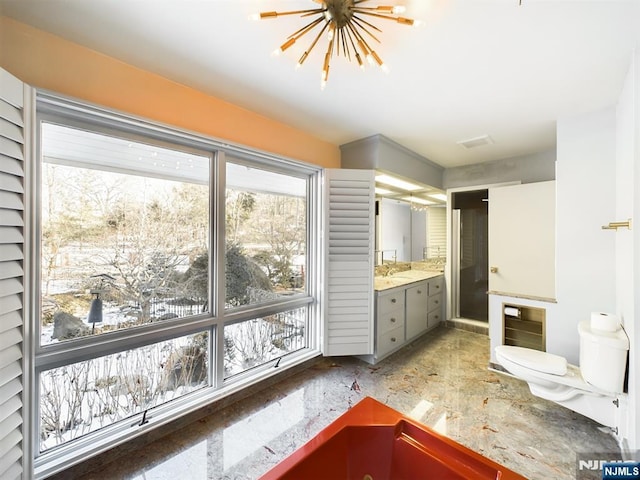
[
  {"left": 406, "top": 282, "right": 428, "bottom": 340},
  {"left": 323, "top": 168, "right": 375, "bottom": 356},
  {"left": 488, "top": 181, "right": 555, "bottom": 300}
]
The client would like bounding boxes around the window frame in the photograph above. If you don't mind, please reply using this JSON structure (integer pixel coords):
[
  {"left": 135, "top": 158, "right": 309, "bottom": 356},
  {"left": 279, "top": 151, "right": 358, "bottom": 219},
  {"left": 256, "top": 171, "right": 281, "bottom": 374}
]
[{"left": 28, "top": 91, "right": 323, "bottom": 478}]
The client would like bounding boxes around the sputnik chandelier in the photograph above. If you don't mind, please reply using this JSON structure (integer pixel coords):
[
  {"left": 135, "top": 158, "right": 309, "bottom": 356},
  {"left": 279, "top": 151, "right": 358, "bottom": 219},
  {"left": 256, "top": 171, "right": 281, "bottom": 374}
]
[{"left": 252, "top": 1, "right": 420, "bottom": 89}]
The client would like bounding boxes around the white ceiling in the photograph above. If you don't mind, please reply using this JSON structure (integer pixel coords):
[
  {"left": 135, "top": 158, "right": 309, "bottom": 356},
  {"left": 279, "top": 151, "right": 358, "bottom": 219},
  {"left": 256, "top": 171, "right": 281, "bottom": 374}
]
[{"left": 2, "top": 0, "right": 639, "bottom": 168}]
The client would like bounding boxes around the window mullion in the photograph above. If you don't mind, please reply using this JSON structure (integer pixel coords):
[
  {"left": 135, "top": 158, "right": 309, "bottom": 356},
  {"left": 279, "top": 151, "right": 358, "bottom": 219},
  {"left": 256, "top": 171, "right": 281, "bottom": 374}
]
[{"left": 213, "top": 151, "right": 226, "bottom": 387}]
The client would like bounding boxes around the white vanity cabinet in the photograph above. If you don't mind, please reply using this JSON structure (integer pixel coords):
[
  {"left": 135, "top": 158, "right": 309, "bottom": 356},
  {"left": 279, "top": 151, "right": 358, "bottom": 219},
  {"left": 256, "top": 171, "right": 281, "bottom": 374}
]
[
  {"left": 363, "top": 274, "right": 444, "bottom": 364},
  {"left": 406, "top": 281, "right": 428, "bottom": 340},
  {"left": 426, "top": 276, "right": 443, "bottom": 329},
  {"left": 375, "top": 287, "right": 406, "bottom": 359}
]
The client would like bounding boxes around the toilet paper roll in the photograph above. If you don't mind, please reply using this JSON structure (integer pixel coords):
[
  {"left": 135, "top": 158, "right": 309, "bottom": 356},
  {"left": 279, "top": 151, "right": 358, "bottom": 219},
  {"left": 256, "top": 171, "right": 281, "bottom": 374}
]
[
  {"left": 590, "top": 312, "right": 620, "bottom": 332},
  {"left": 504, "top": 306, "right": 520, "bottom": 317}
]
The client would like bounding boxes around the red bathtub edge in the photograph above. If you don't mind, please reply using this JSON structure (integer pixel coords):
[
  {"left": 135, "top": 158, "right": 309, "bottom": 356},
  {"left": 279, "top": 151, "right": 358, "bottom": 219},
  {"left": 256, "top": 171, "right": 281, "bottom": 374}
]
[{"left": 259, "top": 396, "right": 527, "bottom": 480}]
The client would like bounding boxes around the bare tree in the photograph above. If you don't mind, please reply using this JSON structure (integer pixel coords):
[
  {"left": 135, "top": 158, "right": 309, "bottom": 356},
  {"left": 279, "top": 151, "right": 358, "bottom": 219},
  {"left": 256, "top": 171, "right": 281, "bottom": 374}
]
[{"left": 249, "top": 195, "right": 306, "bottom": 289}]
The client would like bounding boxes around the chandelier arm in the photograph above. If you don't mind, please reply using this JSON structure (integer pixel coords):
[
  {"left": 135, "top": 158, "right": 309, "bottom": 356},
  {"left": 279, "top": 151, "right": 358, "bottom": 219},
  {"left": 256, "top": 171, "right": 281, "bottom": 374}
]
[
  {"left": 331, "top": 25, "right": 339, "bottom": 58},
  {"left": 353, "top": 6, "right": 395, "bottom": 12},
  {"left": 344, "top": 24, "right": 362, "bottom": 65},
  {"left": 287, "top": 16, "right": 325, "bottom": 40},
  {"left": 300, "top": 10, "right": 325, "bottom": 18},
  {"left": 347, "top": 22, "right": 371, "bottom": 57},
  {"left": 353, "top": 9, "right": 416, "bottom": 26},
  {"left": 348, "top": 22, "right": 385, "bottom": 69},
  {"left": 344, "top": 24, "right": 357, "bottom": 50},
  {"left": 340, "top": 27, "right": 351, "bottom": 60},
  {"left": 351, "top": 10, "right": 398, "bottom": 21},
  {"left": 351, "top": 13, "right": 383, "bottom": 33},
  {"left": 260, "top": 8, "right": 324, "bottom": 18},
  {"left": 322, "top": 31, "right": 336, "bottom": 87},
  {"left": 350, "top": 15, "right": 382, "bottom": 43},
  {"left": 298, "top": 21, "right": 330, "bottom": 67}
]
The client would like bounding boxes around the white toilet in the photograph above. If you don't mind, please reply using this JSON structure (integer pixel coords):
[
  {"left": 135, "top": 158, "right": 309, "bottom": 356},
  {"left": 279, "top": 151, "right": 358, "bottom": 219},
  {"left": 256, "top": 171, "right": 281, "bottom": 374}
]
[{"left": 495, "top": 320, "right": 629, "bottom": 429}]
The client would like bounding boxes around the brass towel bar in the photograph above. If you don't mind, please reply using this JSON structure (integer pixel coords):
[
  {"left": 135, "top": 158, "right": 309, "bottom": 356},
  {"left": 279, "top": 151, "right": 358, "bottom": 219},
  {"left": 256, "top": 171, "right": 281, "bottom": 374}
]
[{"left": 601, "top": 219, "right": 632, "bottom": 230}]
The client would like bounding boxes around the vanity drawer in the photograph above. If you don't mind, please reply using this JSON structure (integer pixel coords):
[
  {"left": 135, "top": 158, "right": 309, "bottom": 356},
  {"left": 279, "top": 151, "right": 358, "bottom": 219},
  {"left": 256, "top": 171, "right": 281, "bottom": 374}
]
[
  {"left": 427, "top": 308, "right": 442, "bottom": 328},
  {"left": 377, "top": 290, "right": 405, "bottom": 315},
  {"left": 428, "top": 294, "right": 442, "bottom": 313},
  {"left": 376, "top": 325, "right": 404, "bottom": 357},
  {"left": 427, "top": 276, "right": 444, "bottom": 296},
  {"left": 377, "top": 308, "right": 405, "bottom": 335}
]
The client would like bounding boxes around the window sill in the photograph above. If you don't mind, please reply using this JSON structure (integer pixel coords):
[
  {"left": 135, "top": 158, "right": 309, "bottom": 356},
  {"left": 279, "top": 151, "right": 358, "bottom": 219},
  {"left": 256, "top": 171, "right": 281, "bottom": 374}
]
[{"left": 35, "top": 348, "right": 322, "bottom": 480}]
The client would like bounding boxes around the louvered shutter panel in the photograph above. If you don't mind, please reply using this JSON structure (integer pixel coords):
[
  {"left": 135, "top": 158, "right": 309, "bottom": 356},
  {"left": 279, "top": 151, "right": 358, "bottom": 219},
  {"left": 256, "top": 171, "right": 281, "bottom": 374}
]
[
  {"left": 426, "top": 206, "right": 446, "bottom": 259},
  {"left": 323, "top": 169, "right": 374, "bottom": 356},
  {"left": 0, "top": 68, "right": 26, "bottom": 480}
]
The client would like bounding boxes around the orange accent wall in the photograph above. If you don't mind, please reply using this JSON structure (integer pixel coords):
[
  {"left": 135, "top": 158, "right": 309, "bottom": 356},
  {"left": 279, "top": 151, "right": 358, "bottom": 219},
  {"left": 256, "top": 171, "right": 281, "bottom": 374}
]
[{"left": 0, "top": 16, "right": 340, "bottom": 168}]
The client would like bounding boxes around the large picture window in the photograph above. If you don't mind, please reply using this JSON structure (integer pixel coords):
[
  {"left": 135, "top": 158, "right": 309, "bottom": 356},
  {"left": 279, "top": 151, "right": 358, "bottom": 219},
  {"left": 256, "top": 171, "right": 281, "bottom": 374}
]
[
  {"left": 223, "top": 162, "right": 309, "bottom": 377},
  {"left": 225, "top": 162, "right": 307, "bottom": 308},
  {"left": 40, "top": 123, "right": 210, "bottom": 345},
  {"left": 32, "top": 95, "right": 320, "bottom": 477}
]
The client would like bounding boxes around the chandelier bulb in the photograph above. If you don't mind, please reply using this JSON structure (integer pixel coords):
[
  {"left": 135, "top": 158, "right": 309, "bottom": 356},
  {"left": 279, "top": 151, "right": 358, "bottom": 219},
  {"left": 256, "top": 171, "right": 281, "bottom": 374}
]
[{"left": 321, "top": 68, "right": 329, "bottom": 89}]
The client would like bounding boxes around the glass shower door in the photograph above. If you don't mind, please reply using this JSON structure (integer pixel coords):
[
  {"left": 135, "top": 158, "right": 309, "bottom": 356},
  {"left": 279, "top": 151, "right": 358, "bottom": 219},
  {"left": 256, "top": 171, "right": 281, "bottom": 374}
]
[{"left": 452, "top": 191, "right": 489, "bottom": 322}]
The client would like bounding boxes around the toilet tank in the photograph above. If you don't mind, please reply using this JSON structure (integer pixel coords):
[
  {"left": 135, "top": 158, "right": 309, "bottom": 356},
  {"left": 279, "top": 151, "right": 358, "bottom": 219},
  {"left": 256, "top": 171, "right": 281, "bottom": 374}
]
[{"left": 578, "top": 321, "right": 629, "bottom": 393}]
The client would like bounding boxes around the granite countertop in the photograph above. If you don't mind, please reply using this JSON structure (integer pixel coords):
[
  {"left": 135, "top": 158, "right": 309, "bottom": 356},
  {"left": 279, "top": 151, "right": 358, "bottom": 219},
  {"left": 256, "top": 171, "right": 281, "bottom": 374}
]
[{"left": 374, "top": 269, "right": 443, "bottom": 291}]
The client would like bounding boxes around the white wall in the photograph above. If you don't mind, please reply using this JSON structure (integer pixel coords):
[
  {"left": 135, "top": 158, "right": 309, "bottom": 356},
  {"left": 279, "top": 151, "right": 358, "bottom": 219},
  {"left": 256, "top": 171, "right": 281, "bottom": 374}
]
[
  {"left": 554, "top": 107, "right": 617, "bottom": 365},
  {"left": 615, "top": 50, "right": 639, "bottom": 451}
]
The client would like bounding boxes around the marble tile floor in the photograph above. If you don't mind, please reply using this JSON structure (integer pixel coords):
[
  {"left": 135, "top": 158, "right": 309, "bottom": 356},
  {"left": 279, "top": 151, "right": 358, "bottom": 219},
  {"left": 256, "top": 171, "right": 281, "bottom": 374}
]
[{"left": 54, "top": 326, "right": 621, "bottom": 480}]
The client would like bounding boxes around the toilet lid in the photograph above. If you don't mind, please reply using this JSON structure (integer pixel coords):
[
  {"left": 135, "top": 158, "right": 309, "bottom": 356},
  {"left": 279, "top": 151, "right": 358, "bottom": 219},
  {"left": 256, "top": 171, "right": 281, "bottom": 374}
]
[{"left": 497, "top": 346, "right": 567, "bottom": 376}]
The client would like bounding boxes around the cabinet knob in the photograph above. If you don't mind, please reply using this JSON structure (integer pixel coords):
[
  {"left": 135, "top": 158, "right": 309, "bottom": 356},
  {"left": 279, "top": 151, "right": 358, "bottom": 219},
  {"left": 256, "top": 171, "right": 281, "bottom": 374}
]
[
  {"left": 434, "top": 300, "right": 439, "bottom": 305},
  {"left": 490, "top": 266, "right": 499, "bottom": 273},
  {"left": 390, "top": 337, "right": 397, "bottom": 342},
  {"left": 435, "top": 284, "right": 440, "bottom": 289},
  {"left": 417, "top": 290, "right": 422, "bottom": 294},
  {"left": 391, "top": 298, "right": 397, "bottom": 303},
  {"left": 390, "top": 317, "right": 396, "bottom": 323}
]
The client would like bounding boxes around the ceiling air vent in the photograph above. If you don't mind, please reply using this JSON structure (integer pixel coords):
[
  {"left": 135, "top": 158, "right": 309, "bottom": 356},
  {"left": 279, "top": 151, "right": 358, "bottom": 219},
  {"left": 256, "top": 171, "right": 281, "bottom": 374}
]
[{"left": 456, "top": 134, "right": 494, "bottom": 149}]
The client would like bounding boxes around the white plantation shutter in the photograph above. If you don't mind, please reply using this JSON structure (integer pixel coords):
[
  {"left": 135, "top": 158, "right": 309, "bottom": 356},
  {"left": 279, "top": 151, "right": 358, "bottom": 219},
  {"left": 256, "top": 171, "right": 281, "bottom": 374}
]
[
  {"left": 323, "top": 169, "right": 374, "bottom": 356},
  {"left": 427, "top": 206, "right": 446, "bottom": 259},
  {"left": 0, "top": 68, "right": 27, "bottom": 480}
]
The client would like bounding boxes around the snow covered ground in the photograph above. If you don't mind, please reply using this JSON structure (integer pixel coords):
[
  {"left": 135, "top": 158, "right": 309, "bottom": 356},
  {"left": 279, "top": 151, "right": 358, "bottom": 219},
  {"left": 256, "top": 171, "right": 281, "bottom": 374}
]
[{"left": 38, "top": 300, "right": 305, "bottom": 451}]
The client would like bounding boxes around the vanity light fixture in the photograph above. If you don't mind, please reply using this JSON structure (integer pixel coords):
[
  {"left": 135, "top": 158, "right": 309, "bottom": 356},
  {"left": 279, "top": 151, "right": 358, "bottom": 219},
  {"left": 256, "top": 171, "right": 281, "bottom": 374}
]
[
  {"left": 251, "top": 1, "right": 421, "bottom": 89},
  {"left": 427, "top": 193, "right": 447, "bottom": 202},
  {"left": 375, "top": 186, "right": 395, "bottom": 195},
  {"left": 375, "top": 173, "right": 422, "bottom": 192}
]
